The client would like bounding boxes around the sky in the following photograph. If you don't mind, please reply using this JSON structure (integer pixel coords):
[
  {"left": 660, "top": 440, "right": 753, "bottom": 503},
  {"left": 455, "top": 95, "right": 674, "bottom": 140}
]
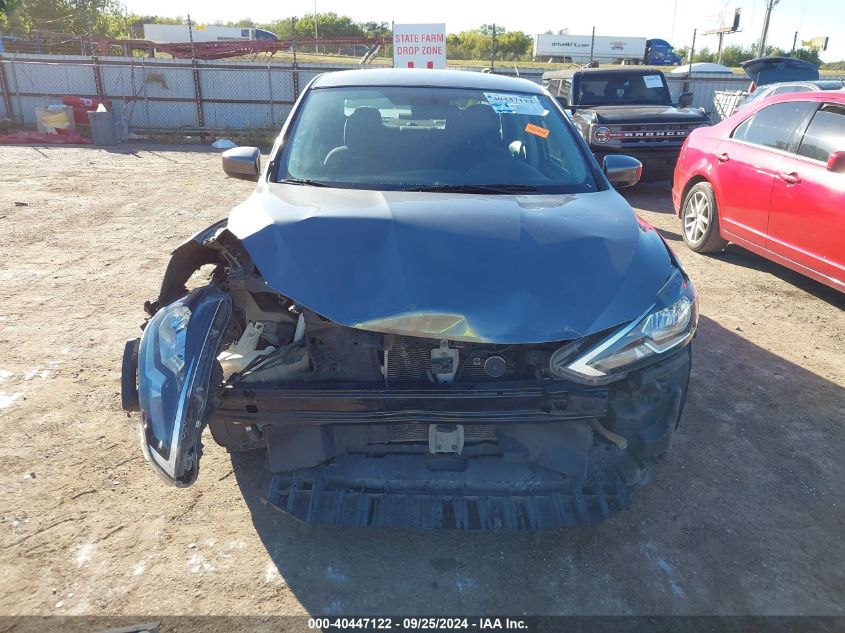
[{"left": 120, "top": 0, "right": 845, "bottom": 62}]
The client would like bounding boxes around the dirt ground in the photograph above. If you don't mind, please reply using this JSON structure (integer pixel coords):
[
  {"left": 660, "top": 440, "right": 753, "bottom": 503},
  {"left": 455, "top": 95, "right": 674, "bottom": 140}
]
[{"left": 1, "top": 145, "right": 843, "bottom": 620}]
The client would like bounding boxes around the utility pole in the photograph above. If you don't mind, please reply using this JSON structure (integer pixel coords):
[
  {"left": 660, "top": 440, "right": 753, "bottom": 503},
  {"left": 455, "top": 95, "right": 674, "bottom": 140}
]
[
  {"left": 757, "top": 0, "right": 780, "bottom": 58},
  {"left": 313, "top": 0, "right": 319, "bottom": 54},
  {"left": 791, "top": 31, "right": 798, "bottom": 55},
  {"left": 688, "top": 28, "right": 697, "bottom": 78},
  {"left": 589, "top": 26, "right": 595, "bottom": 66}
]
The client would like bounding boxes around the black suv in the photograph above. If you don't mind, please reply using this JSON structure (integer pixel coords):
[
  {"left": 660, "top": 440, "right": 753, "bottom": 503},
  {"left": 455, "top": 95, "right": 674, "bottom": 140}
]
[{"left": 544, "top": 68, "right": 710, "bottom": 180}]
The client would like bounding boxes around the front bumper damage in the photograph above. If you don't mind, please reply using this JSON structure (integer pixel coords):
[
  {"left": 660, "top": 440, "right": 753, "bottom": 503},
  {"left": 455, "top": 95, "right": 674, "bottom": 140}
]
[
  {"left": 254, "top": 349, "right": 690, "bottom": 530},
  {"left": 265, "top": 455, "right": 632, "bottom": 530},
  {"left": 123, "top": 218, "right": 694, "bottom": 529}
]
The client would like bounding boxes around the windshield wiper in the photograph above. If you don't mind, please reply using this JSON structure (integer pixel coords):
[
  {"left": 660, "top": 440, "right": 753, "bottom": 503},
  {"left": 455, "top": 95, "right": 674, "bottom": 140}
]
[
  {"left": 278, "top": 178, "right": 330, "bottom": 187},
  {"left": 404, "top": 183, "right": 539, "bottom": 194}
]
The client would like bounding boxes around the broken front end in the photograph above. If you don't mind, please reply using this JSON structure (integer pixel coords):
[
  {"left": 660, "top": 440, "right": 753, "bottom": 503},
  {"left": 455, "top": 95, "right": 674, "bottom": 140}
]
[{"left": 122, "top": 222, "right": 695, "bottom": 530}]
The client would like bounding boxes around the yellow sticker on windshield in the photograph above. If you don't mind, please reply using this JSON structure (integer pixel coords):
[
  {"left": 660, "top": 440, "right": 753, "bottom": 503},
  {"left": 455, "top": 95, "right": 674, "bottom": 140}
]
[{"left": 524, "top": 123, "right": 550, "bottom": 139}]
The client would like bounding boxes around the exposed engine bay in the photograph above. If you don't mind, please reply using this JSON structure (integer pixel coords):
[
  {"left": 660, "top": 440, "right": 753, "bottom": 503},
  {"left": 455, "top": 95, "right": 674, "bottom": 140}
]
[{"left": 127, "top": 222, "right": 693, "bottom": 529}]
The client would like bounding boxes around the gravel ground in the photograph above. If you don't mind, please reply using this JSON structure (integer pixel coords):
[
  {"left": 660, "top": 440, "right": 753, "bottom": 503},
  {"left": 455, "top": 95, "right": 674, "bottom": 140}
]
[{"left": 0, "top": 145, "right": 843, "bottom": 618}]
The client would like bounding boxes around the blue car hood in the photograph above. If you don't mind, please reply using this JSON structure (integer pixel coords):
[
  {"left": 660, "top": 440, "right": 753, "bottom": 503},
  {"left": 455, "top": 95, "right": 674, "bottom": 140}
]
[{"left": 227, "top": 185, "right": 673, "bottom": 344}]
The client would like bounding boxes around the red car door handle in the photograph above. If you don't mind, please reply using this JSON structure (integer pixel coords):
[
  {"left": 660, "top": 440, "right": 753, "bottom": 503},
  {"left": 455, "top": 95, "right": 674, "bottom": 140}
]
[
  {"left": 716, "top": 153, "right": 729, "bottom": 163},
  {"left": 778, "top": 171, "right": 801, "bottom": 185}
]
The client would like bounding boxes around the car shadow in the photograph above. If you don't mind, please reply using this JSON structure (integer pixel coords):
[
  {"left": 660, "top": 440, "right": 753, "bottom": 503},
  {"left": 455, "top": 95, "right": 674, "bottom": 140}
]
[
  {"left": 714, "top": 245, "right": 845, "bottom": 308},
  {"left": 621, "top": 181, "right": 675, "bottom": 214},
  {"left": 229, "top": 316, "right": 845, "bottom": 616},
  {"left": 621, "top": 182, "right": 684, "bottom": 242}
]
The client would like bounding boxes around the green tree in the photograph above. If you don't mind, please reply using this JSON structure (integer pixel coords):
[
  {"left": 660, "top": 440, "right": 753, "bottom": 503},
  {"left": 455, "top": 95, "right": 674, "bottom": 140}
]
[
  {"left": 692, "top": 46, "right": 715, "bottom": 63},
  {"left": 1, "top": 0, "right": 20, "bottom": 16},
  {"left": 3, "top": 0, "right": 133, "bottom": 37},
  {"left": 719, "top": 44, "right": 752, "bottom": 67},
  {"left": 259, "top": 12, "right": 368, "bottom": 40},
  {"left": 0, "top": 0, "right": 19, "bottom": 29},
  {"left": 496, "top": 31, "right": 532, "bottom": 61},
  {"left": 447, "top": 26, "right": 532, "bottom": 61},
  {"left": 792, "top": 47, "right": 821, "bottom": 65}
]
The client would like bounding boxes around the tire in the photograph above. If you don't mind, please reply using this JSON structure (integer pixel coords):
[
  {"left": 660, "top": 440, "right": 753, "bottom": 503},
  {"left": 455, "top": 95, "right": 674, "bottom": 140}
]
[{"left": 681, "top": 181, "right": 728, "bottom": 253}]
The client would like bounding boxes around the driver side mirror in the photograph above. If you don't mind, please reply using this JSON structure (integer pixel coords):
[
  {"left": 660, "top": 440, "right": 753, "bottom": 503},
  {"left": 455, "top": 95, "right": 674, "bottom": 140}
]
[
  {"left": 222, "top": 146, "right": 261, "bottom": 181},
  {"left": 827, "top": 151, "right": 845, "bottom": 173},
  {"left": 603, "top": 154, "right": 642, "bottom": 189},
  {"left": 678, "top": 92, "right": 694, "bottom": 109}
]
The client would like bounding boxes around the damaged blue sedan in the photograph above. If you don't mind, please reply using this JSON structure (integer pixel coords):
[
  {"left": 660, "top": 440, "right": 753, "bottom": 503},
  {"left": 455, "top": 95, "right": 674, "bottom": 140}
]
[{"left": 122, "top": 69, "right": 697, "bottom": 530}]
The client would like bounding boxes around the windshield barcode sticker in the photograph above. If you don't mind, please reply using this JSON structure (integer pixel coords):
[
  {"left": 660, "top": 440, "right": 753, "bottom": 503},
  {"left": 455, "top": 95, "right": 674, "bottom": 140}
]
[
  {"left": 483, "top": 92, "right": 546, "bottom": 115},
  {"left": 643, "top": 75, "right": 663, "bottom": 89}
]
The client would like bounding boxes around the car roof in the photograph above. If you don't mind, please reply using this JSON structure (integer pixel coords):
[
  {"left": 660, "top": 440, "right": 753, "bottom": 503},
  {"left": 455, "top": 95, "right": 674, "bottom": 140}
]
[
  {"left": 743, "top": 90, "right": 845, "bottom": 112},
  {"left": 758, "top": 79, "right": 845, "bottom": 90},
  {"left": 311, "top": 68, "right": 544, "bottom": 94},
  {"left": 542, "top": 68, "right": 663, "bottom": 80}
]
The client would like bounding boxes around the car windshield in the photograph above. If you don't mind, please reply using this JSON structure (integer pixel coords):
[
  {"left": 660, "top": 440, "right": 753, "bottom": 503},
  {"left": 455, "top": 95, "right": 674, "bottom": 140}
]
[
  {"left": 275, "top": 85, "right": 598, "bottom": 194},
  {"left": 577, "top": 72, "right": 672, "bottom": 106}
]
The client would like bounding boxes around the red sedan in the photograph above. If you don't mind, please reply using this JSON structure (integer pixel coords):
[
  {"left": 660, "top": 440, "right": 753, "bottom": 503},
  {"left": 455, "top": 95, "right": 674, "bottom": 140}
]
[{"left": 673, "top": 92, "right": 845, "bottom": 292}]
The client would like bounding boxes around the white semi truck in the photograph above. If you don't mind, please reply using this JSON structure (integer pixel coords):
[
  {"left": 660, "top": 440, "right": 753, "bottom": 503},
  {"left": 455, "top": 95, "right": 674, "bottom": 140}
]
[
  {"left": 142, "top": 24, "right": 278, "bottom": 43},
  {"left": 533, "top": 34, "right": 683, "bottom": 65}
]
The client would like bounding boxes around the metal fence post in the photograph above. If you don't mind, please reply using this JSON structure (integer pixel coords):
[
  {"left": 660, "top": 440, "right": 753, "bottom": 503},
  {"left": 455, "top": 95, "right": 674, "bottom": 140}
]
[
  {"left": 0, "top": 55, "right": 14, "bottom": 121},
  {"left": 192, "top": 59, "right": 206, "bottom": 141},
  {"left": 92, "top": 55, "right": 106, "bottom": 102},
  {"left": 9, "top": 53, "right": 23, "bottom": 124},
  {"left": 292, "top": 40, "right": 300, "bottom": 101},
  {"left": 140, "top": 56, "right": 150, "bottom": 130},
  {"left": 267, "top": 63, "right": 276, "bottom": 128}
]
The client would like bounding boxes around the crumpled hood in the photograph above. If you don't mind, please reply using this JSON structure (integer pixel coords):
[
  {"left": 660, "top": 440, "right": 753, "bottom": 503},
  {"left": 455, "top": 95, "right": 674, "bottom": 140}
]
[
  {"left": 227, "top": 185, "right": 673, "bottom": 343},
  {"left": 589, "top": 105, "right": 709, "bottom": 124}
]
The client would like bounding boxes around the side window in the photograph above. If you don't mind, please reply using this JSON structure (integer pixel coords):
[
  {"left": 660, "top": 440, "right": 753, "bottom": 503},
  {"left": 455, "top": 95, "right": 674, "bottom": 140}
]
[
  {"left": 797, "top": 103, "right": 845, "bottom": 162},
  {"left": 560, "top": 81, "right": 571, "bottom": 103},
  {"left": 771, "top": 85, "right": 804, "bottom": 96},
  {"left": 730, "top": 101, "right": 817, "bottom": 152},
  {"left": 732, "top": 116, "right": 755, "bottom": 142}
]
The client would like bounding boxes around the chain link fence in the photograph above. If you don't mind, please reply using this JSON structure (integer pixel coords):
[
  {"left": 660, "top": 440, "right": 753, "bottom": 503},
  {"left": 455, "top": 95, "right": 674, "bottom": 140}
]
[
  {"left": 2, "top": 53, "right": 844, "bottom": 135},
  {"left": 0, "top": 53, "right": 357, "bottom": 139}
]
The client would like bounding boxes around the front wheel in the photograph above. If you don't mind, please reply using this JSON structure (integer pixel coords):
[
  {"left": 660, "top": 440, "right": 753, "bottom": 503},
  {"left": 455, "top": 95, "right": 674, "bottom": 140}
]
[{"left": 681, "top": 181, "right": 728, "bottom": 253}]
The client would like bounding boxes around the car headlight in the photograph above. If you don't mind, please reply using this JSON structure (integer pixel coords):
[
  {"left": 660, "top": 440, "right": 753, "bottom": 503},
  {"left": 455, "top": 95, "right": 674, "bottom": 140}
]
[
  {"left": 139, "top": 299, "right": 193, "bottom": 463},
  {"left": 137, "top": 287, "right": 231, "bottom": 485},
  {"left": 551, "top": 268, "right": 697, "bottom": 384},
  {"left": 158, "top": 304, "right": 191, "bottom": 378}
]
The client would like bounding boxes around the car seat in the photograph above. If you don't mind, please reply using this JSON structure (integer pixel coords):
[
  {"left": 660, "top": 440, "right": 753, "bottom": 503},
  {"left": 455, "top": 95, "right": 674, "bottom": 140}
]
[
  {"left": 442, "top": 104, "right": 507, "bottom": 171},
  {"left": 323, "top": 107, "right": 385, "bottom": 173}
]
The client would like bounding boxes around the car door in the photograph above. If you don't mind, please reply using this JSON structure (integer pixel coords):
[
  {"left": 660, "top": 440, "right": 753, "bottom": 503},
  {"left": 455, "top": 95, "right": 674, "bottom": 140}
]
[
  {"left": 766, "top": 102, "right": 845, "bottom": 288},
  {"left": 713, "top": 100, "right": 817, "bottom": 246}
]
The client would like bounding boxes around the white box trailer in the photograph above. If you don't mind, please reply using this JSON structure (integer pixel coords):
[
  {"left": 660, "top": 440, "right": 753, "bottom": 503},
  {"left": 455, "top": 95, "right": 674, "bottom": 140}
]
[
  {"left": 142, "top": 24, "right": 278, "bottom": 43},
  {"left": 533, "top": 34, "right": 647, "bottom": 64}
]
